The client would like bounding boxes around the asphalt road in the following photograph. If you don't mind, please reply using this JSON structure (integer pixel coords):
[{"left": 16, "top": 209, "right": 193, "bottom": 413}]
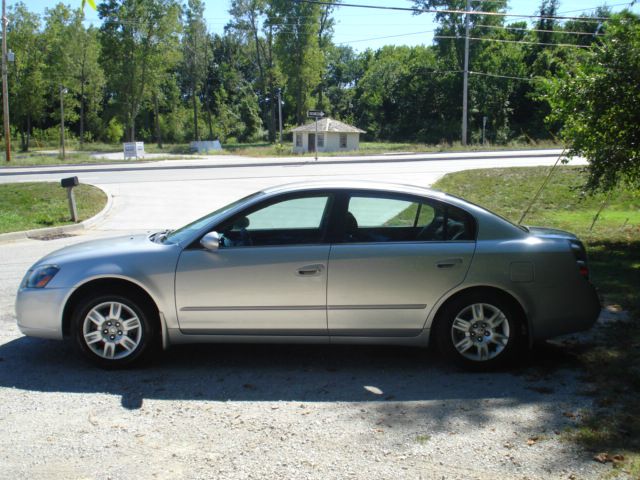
[
  {"left": 0, "top": 150, "right": 612, "bottom": 480},
  {"left": 0, "top": 149, "right": 585, "bottom": 230}
]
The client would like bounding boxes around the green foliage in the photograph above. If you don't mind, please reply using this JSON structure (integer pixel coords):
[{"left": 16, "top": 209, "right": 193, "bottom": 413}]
[
  {"left": 99, "top": 0, "right": 182, "bottom": 141},
  {"left": 272, "top": 0, "right": 324, "bottom": 125},
  {"left": 541, "top": 12, "right": 640, "bottom": 192},
  {"left": 5, "top": 0, "right": 634, "bottom": 156},
  {"left": 105, "top": 118, "right": 124, "bottom": 144},
  {"left": 7, "top": 3, "right": 46, "bottom": 152}
]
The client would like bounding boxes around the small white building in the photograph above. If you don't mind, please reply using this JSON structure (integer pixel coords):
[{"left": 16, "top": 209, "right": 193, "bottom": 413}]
[{"left": 291, "top": 118, "right": 365, "bottom": 154}]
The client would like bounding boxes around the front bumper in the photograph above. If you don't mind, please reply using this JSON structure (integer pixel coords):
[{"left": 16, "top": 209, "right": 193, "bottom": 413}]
[{"left": 15, "top": 287, "right": 72, "bottom": 340}]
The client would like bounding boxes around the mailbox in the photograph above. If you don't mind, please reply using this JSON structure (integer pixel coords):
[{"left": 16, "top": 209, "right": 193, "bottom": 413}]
[
  {"left": 60, "top": 176, "right": 79, "bottom": 222},
  {"left": 61, "top": 176, "right": 79, "bottom": 188}
]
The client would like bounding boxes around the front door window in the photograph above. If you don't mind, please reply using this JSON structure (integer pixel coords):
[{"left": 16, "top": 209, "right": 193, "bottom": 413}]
[{"left": 219, "top": 195, "right": 331, "bottom": 247}]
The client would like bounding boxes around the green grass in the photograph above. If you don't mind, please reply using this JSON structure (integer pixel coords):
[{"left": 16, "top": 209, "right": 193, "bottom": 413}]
[
  {"left": 208, "top": 139, "right": 561, "bottom": 158},
  {"left": 0, "top": 183, "right": 107, "bottom": 234},
  {"left": 1, "top": 139, "right": 561, "bottom": 166},
  {"left": 433, "top": 166, "right": 640, "bottom": 474},
  {"left": 433, "top": 166, "right": 640, "bottom": 244}
]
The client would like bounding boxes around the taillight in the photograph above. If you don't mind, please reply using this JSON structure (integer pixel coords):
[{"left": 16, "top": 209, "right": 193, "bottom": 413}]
[
  {"left": 570, "top": 240, "right": 589, "bottom": 279},
  {"left": 577, "top": 262, "right": 589, "bottom": 279}
]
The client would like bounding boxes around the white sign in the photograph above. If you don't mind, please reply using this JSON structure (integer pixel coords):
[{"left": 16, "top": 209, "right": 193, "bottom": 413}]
[
  {"left": 307, "top": 110, "right": 325, "bottom": 118},
  {"left": 123, "top": 142, "right": 145, "bottom": 159}
]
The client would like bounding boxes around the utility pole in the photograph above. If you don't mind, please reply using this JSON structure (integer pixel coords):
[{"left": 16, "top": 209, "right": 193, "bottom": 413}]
[
  {"left": 461, "top": 0, "right": 471, "bottom": 146},
  {"left": 314, "top": 117, "right": 318, "bottom": 162},
  {"left": 60, "top": 86, "right": 68, "bottom": 160},
  {"left": 2, "top": 0, "right": 10, "bottom": 162},
  {"left": 482, "top": 116, "right": 487, "bottom": 145},
  {"left": 277, "top": 88, "right": 283, "bottom": 144}
]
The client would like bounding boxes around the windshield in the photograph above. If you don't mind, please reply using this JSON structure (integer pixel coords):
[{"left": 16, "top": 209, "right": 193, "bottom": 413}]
[{"left": 162, "top": 192, "right": 265, "bottom": 245}]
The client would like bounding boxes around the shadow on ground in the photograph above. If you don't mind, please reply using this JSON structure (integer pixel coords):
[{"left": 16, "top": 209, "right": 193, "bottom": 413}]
[{"left": 0, "top": 336, "right": 584, "bottom": 413}]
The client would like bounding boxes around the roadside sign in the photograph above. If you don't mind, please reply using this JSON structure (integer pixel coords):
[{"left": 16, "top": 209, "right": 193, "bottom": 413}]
[
  {"left": 307, "top": 110, "right": 325, "bottom": 118},
  {"left": 123, "top": 142, "right": 145, "bottom": 159}
]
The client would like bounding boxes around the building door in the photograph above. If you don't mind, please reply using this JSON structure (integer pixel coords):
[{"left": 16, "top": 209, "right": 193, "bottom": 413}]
[{"left": 308, "top": 133, "right": 316, "bottom": 152}]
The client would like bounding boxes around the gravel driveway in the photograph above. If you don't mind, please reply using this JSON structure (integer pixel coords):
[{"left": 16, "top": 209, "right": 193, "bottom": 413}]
[{"left": 0, "top": 233, "right": 614, "bottom": 480}]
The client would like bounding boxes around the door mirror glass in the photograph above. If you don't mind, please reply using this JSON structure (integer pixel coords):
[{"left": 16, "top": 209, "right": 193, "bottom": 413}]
[{"left": 200, "top": 231, "right": 221, "bottom": 251}]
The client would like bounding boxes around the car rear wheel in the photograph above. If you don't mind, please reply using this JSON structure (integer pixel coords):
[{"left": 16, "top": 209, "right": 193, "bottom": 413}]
[
  {"left": 72, "top": 293, "right": 156, "bottom": 368},
  {"left": 435, "top": 292, "right": 522, "bottom": 370}
]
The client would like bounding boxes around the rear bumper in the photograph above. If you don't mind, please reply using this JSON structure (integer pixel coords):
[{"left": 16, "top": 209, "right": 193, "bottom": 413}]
[
  {"left": 530, "top": 281, "right": 601, "bottom": 340},
  {"left": 15, "top": 287, "right": 70, "bottom": 340}
]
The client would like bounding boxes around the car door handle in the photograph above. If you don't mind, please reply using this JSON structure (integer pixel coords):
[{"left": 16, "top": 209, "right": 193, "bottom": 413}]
[
  {"left": 436, "top": 258, "right": 463, "bottom": 269},
  {"left": 297, "top": 264, "right": 324, "bottom": 276}
]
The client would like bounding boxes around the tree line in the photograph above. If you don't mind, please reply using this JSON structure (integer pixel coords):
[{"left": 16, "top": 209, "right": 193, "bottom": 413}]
[{"left": 3, "top": 0, "right": 628, "bottom": 152}]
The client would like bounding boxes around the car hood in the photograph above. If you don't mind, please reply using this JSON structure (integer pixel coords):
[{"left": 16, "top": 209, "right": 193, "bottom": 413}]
[
  {"left": 526, "top": 226, "right": 578, "bottom": 241},
  {"left": 34, "top": 233, "right": 161, "bottom": 267}
]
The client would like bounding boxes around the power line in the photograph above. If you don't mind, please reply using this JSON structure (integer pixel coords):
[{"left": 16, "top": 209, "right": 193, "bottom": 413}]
[
  {"left": 337, "top": 30, "right": 434, "bottom": 44},
  {"left": 474, "top": 24, "right": 605, "bottom": 36},
  {"left": 294, "top": 0, "right": 609, "bottom": 22},
  {"left": 434, "top": 35, "right": 594, "bottom": 48},
  {"left": 556, "top": 2, "right": 633, "bottom": 14},
  {"left": 469, "top": 70, "right": 532, "bottom": 81}
]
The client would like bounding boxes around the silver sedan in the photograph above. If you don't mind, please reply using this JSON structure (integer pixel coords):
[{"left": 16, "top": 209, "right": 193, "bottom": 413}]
[{"left": 15, "top": 181, "right": 600, "bottom": 369}]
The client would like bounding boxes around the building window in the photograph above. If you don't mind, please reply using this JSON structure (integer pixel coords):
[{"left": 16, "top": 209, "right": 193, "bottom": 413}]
[
  {"left": 295, "top": 133, "right": 302, "bottom": 147},
  {"left": 339, "top": 133, "right": 347, "bottom": 148},
  {"left": 317, "top": 134, "right": 324, "bottom": 148}
]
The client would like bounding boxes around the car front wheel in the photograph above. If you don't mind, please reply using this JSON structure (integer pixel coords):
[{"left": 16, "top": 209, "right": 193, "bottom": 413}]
[
  {"left": 436, "top": 292, "right": 522, "bottom": 370},
  {"left": 72, "top": 293, "right": 156, "bottom": 368}
]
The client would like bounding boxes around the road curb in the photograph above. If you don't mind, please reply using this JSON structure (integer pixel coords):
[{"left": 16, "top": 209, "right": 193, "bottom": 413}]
[{"left": 0, "top": 184, "right": 113, "bottom": 244}]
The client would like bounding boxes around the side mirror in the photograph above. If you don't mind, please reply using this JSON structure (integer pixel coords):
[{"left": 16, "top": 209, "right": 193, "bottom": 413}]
[{"left": 200, "top": 231, "right": 221, "bottom": 251}]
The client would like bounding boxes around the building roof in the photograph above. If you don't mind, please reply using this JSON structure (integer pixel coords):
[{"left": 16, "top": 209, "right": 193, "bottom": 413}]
[{"left": 290, "top": 117, "right": 366, "bottom": 134}]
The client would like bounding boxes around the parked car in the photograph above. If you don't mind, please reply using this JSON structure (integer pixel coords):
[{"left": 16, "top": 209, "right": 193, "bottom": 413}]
[{"left": 16, "top": 181, "right": 600, "bottom": 369}]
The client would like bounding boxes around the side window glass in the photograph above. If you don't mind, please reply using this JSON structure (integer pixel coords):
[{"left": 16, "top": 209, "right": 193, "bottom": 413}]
[
  {"left": 220, "top": 196, "right": 330, "bottom": 247},
  {"left": 445, "top": 205, "right": 476, "bottom": 241},
  {"left": 345, "top": 196, "right": 436, "bottom": 243},
  {"left": 343, "top": 195, "right": 475, "bottom": 243}
]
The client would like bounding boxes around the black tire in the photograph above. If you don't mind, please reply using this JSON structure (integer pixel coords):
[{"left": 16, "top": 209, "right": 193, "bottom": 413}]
[
  {"left": 72, "top": 293, "right": 157, "bottom": 368},
  {"left": 435, "top": 291, "right": 524, "bottom": 371}
]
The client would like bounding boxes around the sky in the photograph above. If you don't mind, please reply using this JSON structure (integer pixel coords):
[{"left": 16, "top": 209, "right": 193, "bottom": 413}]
[{"left": 16, "top": 0, "right": 640, "bottom": 52}]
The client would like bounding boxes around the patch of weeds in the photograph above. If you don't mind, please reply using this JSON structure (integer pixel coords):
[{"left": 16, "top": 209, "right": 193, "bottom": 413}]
[
  {"left": 567, "top": 317, "right": 640, "bottom": 476},
  {"left": 415, "top": 434, "right": 431, "bottom": 445}
]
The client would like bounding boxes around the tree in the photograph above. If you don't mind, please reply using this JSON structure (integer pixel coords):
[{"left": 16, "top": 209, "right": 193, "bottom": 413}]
[
  {"left": 271, "top": 0, "right": 324, "bottom": 125},
  {"left": 182, "top": 0, "right": 208, "bottom": 141},
  {"left": 99, "top": 0, "right": 181, "bottom": 141},
  {"left": 7, "top": 3, "right": 46, "bottom": 151},
  {"left": 43, "top": 4, "right": 82, "bottom": 144},
  {"left": 542, "top": 12, "right": 640, "bottom": 191},
  {"left": 71, "top": 19, "right": 104, "bottom": 147},
  {"left": 228, "top": 0, "right": 280, "bottom": 140}
]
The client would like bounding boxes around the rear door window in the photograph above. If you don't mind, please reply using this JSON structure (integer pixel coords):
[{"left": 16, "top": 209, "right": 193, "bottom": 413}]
[{"left": 342, "top": 194, "right": 475, "bottom": 243}]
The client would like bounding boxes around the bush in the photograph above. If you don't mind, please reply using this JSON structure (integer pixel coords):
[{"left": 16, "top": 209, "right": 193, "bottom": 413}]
[{"left": 105, "top": 118, "right": 124, "bottom": 144}]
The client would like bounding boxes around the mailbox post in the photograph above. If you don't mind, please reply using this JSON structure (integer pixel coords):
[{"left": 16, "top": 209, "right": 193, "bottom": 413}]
[{"left": 61, "top": 176, "right": 79, "bottom": 222}]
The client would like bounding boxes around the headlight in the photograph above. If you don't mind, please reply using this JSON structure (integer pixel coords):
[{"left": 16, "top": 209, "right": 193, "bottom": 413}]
[{"left": 24, "top": 265, "right": 60, "bottom": 288}]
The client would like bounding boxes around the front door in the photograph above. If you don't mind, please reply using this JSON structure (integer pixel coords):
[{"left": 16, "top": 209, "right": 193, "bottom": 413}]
[
  {"left": 327, "top": 192, "right": 476, "bottom": 336},
  {"left": 175, "top": 193, "right": 333, "bottom": 335},
  {"left": 308, "top": 133, "right": 316, "bottom": 152}
]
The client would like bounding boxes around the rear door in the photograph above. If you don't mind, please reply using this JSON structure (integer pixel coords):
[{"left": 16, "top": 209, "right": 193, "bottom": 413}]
[{"left": 327, "top": 191, "right": 476, "bottom": 337}]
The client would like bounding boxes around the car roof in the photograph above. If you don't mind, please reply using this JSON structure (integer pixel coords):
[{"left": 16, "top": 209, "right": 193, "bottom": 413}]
[{"left": 261, "top": 180, "right": 449, "bottom": 200}]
